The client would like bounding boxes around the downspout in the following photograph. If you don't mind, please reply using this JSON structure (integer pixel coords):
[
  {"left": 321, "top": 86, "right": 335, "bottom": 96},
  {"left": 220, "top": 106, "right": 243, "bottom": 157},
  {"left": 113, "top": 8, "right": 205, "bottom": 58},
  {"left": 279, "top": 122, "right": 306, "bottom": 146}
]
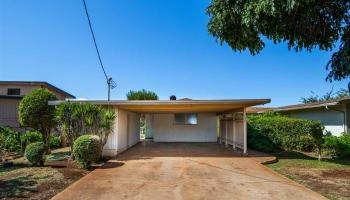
[{"left": 325, "top": 104, "right": 346, "bottom": 133}]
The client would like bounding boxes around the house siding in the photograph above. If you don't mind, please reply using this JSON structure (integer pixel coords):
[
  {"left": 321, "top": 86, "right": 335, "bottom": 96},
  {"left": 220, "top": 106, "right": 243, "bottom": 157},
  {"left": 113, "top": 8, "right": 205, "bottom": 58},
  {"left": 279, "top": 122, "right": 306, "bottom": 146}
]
[
  {"left": 103, "top": 108, "right": 140, "bottom": 156},
  {"left": 153, "top": 113, "right": 217, "bottom": 142},
  {"left": 285, "top": 106, "right": 345, "bottom": 136},
  {"left": 0, "top": 83, "right": 72, "bottom": 130}
]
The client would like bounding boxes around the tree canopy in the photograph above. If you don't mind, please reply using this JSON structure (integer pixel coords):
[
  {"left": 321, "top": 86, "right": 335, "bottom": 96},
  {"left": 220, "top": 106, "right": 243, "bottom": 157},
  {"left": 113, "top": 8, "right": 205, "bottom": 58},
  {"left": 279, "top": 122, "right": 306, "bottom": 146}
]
[
  {"left": 300, "top": 88, "right": 350, "bottom": 103},
  {"left": 126, "top": 89, "right": 159, "bottom": 100},
  {"left": 18, "top": 89, "right": 57, "bottom": 146},
  {"left": 206, "top": 0, "right": 350, "bottom": 81}
]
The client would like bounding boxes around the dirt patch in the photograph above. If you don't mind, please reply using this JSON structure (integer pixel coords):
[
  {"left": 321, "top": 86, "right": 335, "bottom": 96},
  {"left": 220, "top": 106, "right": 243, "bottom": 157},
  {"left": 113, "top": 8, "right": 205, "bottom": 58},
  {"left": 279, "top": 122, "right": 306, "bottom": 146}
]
[
  {"left": 0, "top": 166, "right": 89, "bottom": 200},
  {"left": 322, "top": 169, "right": 350, "bottom": 178},
  {"left": 278, "top": 167, "right": 350, "bottom": 199}
]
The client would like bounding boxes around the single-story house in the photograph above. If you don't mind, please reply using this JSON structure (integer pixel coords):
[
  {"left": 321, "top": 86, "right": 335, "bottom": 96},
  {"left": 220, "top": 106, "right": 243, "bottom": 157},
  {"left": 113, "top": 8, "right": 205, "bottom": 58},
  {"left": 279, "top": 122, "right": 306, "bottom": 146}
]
[
  {"left": 0, "top": 81, "right": 75, "bottom": 130},
  {"left": 274, "top": 97, "right": 350, "bottom": 136},
  {"left": 49, "top": 99, "right": 270, "bottom": 156}
]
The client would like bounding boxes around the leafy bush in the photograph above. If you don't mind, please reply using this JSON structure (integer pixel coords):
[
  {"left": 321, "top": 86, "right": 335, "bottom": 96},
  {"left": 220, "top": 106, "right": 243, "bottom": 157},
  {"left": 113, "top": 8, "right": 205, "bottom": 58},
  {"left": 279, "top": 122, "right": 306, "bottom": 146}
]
[
  {"left": 247, "top": 126, "right": 278, "bottom": 152},
  {"left": 21, "top": 131, "right": 42, "bottom": 149},
  {"left": 18, "top": 89, "right": 57, "bottom": 147},
  {"left": 248, "top": 113, "right": 324, "bottom": 153},
  {"left": 73, "top": 135, "right": 101, "bottom": 168},
  {"left": 56, "top": 102, "right": 116, "bottom": 152},
  {"left": 49, "top": 135, "right": 61, "bottom": 149},
  {"left": 25, "top": 142, "right": 46, "bottom": 166},
  {"left": 0, "top": 127, "right": 21, "bottom": 153},
  {"left": 323, "top": 133, "right": 350, "bottom": 158},
  {"left": 298, "top": 135, "right": 316, "bottom": 152}
]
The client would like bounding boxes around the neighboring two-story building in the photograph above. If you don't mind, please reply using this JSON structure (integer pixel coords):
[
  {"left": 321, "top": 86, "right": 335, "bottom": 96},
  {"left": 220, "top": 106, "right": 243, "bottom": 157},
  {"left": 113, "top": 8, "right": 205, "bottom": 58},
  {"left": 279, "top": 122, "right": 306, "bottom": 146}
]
[{"left": 0, "top": 81, "right": 75, "bottom": 129}]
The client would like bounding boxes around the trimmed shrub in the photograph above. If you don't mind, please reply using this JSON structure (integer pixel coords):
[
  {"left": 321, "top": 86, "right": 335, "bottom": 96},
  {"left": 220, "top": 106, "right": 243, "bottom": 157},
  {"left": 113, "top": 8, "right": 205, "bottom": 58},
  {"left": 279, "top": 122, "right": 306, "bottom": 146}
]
[
  {"left": 49, "top": 135, "right": 61, "bottom": 149},
  {"left": 73, "top": 135, "right": 101, "bottom": 168},
  {"left": 25, "top": 142, "right": 46, "bottom": 166},
  {"left": 247, "top": 126, "right": 278, "bottom": 152},
  {"left": 298, "top": 135, "right": 316, "bottom": 152},
  {"left": 0, "top": 127, "right": 21, "bottom": 153},
  {"left": 323, "top": 133, "right": 350, "bottom": 158},
  {"left": 248, "top": 113, "right": 324, "bottom": 153},
  {"left": 21, "top": 131, "right": 42, "bottom": 150}
]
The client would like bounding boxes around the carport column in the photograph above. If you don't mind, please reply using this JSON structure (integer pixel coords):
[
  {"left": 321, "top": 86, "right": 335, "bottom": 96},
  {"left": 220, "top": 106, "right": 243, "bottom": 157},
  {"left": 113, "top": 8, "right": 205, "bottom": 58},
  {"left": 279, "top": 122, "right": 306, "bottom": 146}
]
[
  {"left": 243, "top": 108, "right": 247, "bottom": 155},
  {"left": 225, "top": 119, "right": 228, "bottom": 147},
  {"left": 232, "top": 113, "right": 236, "bottom": 150}
]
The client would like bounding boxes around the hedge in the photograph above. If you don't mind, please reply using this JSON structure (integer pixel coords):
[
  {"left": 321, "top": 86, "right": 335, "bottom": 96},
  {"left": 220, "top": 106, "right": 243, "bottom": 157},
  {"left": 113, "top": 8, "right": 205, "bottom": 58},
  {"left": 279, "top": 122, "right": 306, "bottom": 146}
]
[
  {"left": 0, "top": 127, "right": 21, "bottom": 153},
  {"left": 323, "top": 133, "right": 350, "bottom": 158},
  {"left": 248, "top": 113, "right": 324, "bottom": 152}
]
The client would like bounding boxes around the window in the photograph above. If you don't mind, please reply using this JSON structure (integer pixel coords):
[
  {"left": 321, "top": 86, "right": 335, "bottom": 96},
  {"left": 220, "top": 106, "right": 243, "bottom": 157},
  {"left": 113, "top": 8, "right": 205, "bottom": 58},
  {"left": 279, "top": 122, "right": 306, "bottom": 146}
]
[
  {"left": 174, "top": 113, "right": 198, "bottom": 125},
  {"left": 7, "top": 88, "right": 20, "bottom": 96}
]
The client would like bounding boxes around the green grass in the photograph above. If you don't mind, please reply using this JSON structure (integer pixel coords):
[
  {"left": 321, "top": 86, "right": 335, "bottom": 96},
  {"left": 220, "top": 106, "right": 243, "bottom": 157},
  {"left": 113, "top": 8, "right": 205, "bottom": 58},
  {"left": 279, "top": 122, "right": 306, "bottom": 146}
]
[
  {"left": 267, "top": 151, "right": 350, "bottom": 170},
  {"left": 9, "top": 147, "right": 71, "bottom": 165},
  {"left": 0, "top": 167, "right": 63, "bottom": 198},
  {"left": 266, "top": 151, "right": 350, "bottom": 200},
  {"left": 46, "top": 151, "right": 70, "bottom": 161}
]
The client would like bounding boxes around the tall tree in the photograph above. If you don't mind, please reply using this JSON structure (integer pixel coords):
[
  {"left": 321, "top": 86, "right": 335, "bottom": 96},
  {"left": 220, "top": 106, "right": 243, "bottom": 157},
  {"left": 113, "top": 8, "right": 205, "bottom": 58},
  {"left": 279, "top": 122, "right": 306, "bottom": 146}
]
[
  {"left": 18, "top": 89, "right": 57, "bottom": 148},
  {"left": 206, "top": 0, "right": 350, "bottom": 81},
  {"left": 126, "top": 89, "right": 158, "bottom": 100}
]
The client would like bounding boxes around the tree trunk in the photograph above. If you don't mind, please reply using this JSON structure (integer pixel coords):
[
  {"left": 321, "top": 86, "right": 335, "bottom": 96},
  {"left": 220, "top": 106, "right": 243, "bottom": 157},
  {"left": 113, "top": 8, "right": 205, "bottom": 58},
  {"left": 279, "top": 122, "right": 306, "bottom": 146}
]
[{"left": 317, "top": 146, "right": 322, "bottom": 161}]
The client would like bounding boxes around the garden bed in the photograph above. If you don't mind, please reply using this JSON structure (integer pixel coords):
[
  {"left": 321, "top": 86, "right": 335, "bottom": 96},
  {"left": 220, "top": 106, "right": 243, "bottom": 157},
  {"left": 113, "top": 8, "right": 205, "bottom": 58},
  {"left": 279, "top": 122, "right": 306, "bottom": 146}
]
[
  {"left": 0, "top": 147, "right": 89, "bottom": 200},
  {"left": 267, "top": 151, "right": 350, "bottom": 200}
]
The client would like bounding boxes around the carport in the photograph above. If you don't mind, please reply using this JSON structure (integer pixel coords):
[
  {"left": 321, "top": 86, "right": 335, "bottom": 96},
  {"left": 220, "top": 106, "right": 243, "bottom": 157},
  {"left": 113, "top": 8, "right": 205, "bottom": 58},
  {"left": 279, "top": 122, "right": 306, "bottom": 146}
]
[{"left": 52, "top": 99, "right": 270, "bottom": 156}]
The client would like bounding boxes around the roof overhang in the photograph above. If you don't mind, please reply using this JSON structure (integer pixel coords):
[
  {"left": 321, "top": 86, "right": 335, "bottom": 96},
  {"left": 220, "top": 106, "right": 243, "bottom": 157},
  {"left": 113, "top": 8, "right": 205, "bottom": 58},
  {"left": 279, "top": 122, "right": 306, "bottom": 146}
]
[
  {"left": 49, "top": 99, "right": 271, "bottom": 113},
  {"left": 0, "top": 81, "right": 75, "bottom": 99},
  {"left": 274, "top": 101, "right": 339, "bottom": 112}
]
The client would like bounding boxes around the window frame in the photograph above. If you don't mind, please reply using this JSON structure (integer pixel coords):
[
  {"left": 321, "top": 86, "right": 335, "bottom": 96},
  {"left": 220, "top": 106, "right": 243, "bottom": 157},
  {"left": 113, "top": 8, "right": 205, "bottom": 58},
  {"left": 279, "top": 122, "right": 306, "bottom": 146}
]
[
  {"left": 174, "top": 113, "right": 198, "bottom": 125},
  {"left": 7, "top": 88, "right": 21, "bottom": 96}
]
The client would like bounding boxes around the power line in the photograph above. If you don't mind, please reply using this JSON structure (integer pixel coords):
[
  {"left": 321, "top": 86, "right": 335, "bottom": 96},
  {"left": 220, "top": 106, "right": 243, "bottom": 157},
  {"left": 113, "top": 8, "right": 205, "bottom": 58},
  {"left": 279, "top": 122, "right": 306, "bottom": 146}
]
[
  {"left": 82, "top": 0, "right": 108, "bottom": 80},
  {"left": 82, "top": 0, "right": 117, "bottom": 101}
]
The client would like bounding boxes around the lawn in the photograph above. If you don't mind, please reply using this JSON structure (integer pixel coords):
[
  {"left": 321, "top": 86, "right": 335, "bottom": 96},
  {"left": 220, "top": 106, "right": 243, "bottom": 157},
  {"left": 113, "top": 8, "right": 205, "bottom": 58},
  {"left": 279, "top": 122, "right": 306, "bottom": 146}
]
[
  {"left": 267, "top": 151, "right": 350, "bottom": 200},
  {"left": 0, "top": 147, "right": 89, "bottom": 200}
]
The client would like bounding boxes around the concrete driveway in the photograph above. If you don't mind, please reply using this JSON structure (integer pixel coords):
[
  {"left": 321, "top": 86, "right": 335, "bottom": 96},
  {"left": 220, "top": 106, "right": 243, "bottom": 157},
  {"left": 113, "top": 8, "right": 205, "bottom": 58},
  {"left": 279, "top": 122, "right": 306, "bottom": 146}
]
[{"left": 52, "top": 142, "right": 326, "bottom": 200}]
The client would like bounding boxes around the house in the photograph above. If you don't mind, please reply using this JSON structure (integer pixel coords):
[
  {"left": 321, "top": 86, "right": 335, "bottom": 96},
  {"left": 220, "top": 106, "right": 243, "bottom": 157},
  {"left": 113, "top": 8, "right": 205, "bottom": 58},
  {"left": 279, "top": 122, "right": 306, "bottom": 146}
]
[
  {"left": 245, "top": 107, "right": 272, "bottom": 114},
  {"left": 274, "top": 97, "right": 350, "bottom": 136},
  {"left": 49, "top": 99, "right": 270, "bottom": 156},
  {"left": 0, "top": 81, "right": 75, "bottom": 129}
]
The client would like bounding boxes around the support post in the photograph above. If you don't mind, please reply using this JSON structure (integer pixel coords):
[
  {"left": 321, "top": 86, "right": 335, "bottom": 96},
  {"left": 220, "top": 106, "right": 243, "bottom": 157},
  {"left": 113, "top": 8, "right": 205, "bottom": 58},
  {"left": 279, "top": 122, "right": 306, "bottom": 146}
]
[
  {"left": 232, "top": 113, "right": 236, "bottom": 150},
  {"left": 218, "top": 116, "right": 222, "bottom": 144},
  {"left": 225, "top": 119, "right": 228, "bottom": 147},
  {"left": 243, "top": 108, "right": 247, "bottom": 155}
]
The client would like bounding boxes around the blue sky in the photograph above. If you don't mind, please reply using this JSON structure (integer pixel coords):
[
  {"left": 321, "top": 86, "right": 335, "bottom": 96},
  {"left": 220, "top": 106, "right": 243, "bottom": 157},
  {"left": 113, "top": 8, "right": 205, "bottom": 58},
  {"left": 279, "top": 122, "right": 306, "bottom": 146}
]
[{"left": 0, "top": 0, "right": 348, "bottom": 106}]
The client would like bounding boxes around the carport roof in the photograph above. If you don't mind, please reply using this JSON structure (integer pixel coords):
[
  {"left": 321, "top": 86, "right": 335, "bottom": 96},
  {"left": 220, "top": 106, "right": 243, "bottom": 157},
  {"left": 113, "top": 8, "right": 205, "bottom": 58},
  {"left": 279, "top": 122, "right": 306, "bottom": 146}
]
[{"left": 49, "top": 99, "right": 271, "bottom": 113}]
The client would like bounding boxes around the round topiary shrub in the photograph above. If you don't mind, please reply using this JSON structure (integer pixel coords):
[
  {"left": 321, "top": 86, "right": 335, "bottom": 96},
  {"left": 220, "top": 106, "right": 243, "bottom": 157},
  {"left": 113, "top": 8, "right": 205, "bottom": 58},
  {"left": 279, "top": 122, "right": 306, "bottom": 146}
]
[
  {"left": 73, "top": 135, "right": 101, "bottom": 168},
  {"left": 25, "top": 142, "right": 46, "bottom": 166},
  {"left": 21, "top": 130, "right": 42, "bottom": 150},
  {"left": 49, "top": 135, "right": 61, "bottom": 149}
]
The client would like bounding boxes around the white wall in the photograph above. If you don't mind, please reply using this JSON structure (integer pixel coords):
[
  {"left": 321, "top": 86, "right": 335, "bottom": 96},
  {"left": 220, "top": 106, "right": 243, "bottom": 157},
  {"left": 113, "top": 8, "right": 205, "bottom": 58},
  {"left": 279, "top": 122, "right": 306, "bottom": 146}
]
[
  {"left": 153, "top": 113, "right": 217, "bottom": 142},
  {"left": 219, "top": 117, "right": 244, "bottom": 148},
  {"left": 286, "top": 106, "right": 345, "bottom": 136},
  {"left": 103, "top": 108, "right": 140, "bottom": 156}
]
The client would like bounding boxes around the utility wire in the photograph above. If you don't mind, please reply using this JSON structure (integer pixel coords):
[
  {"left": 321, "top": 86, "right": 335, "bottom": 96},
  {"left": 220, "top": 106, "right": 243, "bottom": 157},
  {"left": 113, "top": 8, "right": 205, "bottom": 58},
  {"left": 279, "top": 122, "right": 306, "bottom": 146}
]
[{"left": 82, "top": 0, "right": 108, "bottom": 81}]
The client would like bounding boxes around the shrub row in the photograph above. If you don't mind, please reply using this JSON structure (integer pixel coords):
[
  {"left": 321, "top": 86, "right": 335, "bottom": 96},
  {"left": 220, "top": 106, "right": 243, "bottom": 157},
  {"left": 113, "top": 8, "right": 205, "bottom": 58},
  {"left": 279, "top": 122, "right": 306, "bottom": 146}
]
[
  {"left": 247, "top": 113, "right": 324, "bottom": 152},
  {"left": 323, "top": 133, "right": 350, "bottom": 158},
  {"left": 0, "top": 127, "right": 61, "bottom": 154}
]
